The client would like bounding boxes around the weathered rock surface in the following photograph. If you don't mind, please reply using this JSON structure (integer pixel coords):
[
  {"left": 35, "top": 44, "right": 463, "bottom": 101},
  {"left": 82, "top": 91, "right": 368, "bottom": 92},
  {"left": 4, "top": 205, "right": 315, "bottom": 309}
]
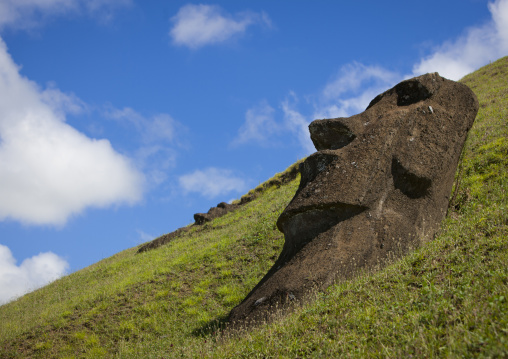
[
  {"left": 229, "top": 73, "right": 479, "bottom": 324},
  {"left": 194, "top": 202, "right": 240, "bottom": 225}
]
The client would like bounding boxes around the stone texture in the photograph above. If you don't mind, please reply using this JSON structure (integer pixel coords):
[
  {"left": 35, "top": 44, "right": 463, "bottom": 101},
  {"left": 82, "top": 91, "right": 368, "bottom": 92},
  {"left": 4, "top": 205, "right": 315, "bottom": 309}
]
[
  {"left": 229, "top": 73, "right": 479, "bottom": 324},
  {"left": 194, "top": 202, "right": 240, "bottom": 225}
]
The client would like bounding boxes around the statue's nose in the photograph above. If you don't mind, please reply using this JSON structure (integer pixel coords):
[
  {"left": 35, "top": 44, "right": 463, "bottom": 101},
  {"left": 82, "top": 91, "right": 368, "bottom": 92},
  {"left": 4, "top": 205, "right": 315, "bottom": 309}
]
[{"left": 309, "top": 118, "right": 356, "bottom": 151}]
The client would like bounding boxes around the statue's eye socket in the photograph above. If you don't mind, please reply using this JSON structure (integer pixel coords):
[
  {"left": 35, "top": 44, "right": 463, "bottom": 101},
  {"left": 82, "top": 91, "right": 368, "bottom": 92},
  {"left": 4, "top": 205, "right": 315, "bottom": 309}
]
[
  {"left": 391, "top": 157, "right": 431, "bottom": 199},
  {"left": 395, "top": 80, "right": 432, "bottom": 106}
]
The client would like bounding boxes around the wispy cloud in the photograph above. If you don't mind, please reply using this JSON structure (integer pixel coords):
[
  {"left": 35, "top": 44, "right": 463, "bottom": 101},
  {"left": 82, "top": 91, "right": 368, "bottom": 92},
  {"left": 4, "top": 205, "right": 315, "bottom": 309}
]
[
  {"left": 179, "top": 167, "right": 247, "bottom": 199},
  {"left": 231, "top": 0, "right": 507, "bottom": 156},
  {"left": 281, "top": 93, "right": 315, "bottom": 154},
  {"left": 231, "top": 64, "right": 399, "bottom": 155},
  {"left": 276, "top": 64, "right": 399, "bottom": 155},
  {"left": 231, "top": 101, "right": 278, "bottom": 146},
  {"left": 169, "top": 4, "right": 271, "bottom": 49},
  {"left": 0, "top": 244, "right": 69, "bottom": 305},
  {"left": 40, "top": 82, "right": 88, "bottom": 118},
  {"left": 287, "top": 0, "right": 508, "bottom": 142},
  {"left": 0, "top": 0, "right": 131, "bottom": 29},
  {"left": 0, "top": 38, "right": 144, "bottom": 226},
  {"left": 231, "top": 97, "right": 314, "bottom": 154},
  {"left": 315, "top": 62, "right": 400, "bottom": 119},
  {"left": 104, "top": 107, "right": 186, "bottom": 187},
  {"left": 413, "top": 0, "right": 508, "bottom": 80},
  {"left": 322, "top": 62, "right": 399, "bottom": 100},
  {"left": 105, "top": 107, "right": 183, "bottom": 146}
]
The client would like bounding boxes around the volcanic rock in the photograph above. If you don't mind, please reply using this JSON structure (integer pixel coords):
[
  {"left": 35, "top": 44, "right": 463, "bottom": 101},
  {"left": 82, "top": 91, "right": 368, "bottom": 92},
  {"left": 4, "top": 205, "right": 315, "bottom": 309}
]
[
  {"left": 137, "top": 227, "right": 190, "bottom": 253},
  {"left": 194, "top": 202, "right": 239, "bottom": 225},
  {"left": 229, "top": 73, "right": 479, "bottom": 324}
]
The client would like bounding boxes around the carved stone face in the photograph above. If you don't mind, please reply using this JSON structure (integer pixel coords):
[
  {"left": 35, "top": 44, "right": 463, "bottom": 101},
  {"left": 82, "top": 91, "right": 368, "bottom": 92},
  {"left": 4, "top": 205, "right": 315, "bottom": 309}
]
[
  {"left": 276, "top": 73, "right": 478, "bottom": 264},
  {"left": 229, "top": 73, "right": 478, "bottom": 324}
]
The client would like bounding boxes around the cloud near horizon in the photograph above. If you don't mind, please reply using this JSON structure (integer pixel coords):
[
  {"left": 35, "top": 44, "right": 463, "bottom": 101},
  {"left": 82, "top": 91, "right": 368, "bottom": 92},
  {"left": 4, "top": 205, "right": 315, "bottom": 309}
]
[
  {"left": 178, "top": 167, "right": 247, "bottom": 199},
  {"left": 169, "top": 4, "right": 270, "bottom": 49},
  {"left": 0, "top": 38, "right": 144, "bottom": 226},
  {"left": 0, "top": 244, "right": 69, "bottom": 305}
]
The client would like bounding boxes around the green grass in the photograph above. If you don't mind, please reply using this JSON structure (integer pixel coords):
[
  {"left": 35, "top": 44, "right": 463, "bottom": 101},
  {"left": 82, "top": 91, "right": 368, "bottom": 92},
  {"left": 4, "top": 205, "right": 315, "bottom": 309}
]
[
  {"left": 0, "top": 170, "right": 300, "bottom": 358},
  {"left": 1, "top": 57, "right": 507, "bottom": 358}
]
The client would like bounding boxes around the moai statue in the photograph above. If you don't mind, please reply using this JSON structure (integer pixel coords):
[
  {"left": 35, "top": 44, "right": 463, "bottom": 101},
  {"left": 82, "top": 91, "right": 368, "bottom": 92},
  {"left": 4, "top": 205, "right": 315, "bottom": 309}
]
[{"left": 229, "top": 73, "right": 479, "bottom": 324}]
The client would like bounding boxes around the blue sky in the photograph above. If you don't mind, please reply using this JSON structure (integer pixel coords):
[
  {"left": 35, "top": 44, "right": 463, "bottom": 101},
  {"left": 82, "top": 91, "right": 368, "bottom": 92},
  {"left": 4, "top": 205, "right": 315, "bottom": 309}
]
[{"left": 0, "top": 0, "right": 507, "bottom": 304}]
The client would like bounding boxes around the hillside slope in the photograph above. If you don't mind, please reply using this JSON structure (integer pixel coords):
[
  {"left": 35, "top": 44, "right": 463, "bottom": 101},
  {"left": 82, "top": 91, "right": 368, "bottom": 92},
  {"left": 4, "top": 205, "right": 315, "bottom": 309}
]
[
  {"left": 0, "top": 162, "right": 302, "bottom": 358},
  {"left": 1, "top": 57, "right": 507, "bottom": 358}
]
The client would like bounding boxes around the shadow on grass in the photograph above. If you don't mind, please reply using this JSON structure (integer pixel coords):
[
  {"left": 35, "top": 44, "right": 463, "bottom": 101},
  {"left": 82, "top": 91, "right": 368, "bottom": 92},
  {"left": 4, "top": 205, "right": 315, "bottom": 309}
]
[{"left": 191, "top": 315, "right": 229, "bottom": 337}]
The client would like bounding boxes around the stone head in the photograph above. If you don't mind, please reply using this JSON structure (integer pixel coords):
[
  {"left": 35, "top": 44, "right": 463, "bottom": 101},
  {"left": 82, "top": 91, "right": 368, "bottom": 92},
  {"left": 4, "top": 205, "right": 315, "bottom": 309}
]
[
  {"left": 276, "top": 73, "right": 479, "bottom": 267},
  {"left": 229, "top": 73, "right": 478, "bottom": 324}
]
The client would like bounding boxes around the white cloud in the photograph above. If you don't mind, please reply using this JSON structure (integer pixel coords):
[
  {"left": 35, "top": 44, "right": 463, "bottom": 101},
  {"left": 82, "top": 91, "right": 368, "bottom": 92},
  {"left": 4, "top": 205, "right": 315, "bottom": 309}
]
[
  {"left": 0, "top": 0, "right": 131, "bottom": 29},
  {"left": 169, "top": 4, "right": 270, "bottom": 49},
  {"left": 0, "top": 244, "right": 69, "bottom": 305},
  {"left": 179, "top": 167, "right": 247, "bottom": 199},
  {"left": 0, "top": 38, "right": 144, "bottom": 226},
  {"left": 413, "top": 0, "right": 508, "bottom": 80},
  {"left": 232, "top": 101, "right": 278, "bottom": 146}
]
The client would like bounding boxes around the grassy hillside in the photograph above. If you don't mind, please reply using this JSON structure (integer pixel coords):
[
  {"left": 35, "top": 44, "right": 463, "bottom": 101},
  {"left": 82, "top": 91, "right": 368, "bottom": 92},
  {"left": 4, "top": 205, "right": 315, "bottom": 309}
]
[{"left": 1, "top": 57, "right": 507, "bottom": 358}]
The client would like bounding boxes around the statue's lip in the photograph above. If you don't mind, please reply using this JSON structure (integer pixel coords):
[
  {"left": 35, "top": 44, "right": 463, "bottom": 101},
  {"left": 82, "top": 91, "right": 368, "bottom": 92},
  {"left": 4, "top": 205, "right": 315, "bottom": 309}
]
[{"left": 277, "top": 202, "right": 368, "bottom": 232}]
